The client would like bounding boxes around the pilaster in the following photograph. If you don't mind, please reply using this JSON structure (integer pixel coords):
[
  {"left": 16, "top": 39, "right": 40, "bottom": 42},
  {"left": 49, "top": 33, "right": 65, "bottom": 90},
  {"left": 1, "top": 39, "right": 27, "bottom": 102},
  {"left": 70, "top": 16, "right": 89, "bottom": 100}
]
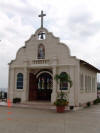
[
  {"left": 23, "top": 66, "right": 28, "bottom": 102},
  {"left": 8, "top": 67, "right": 15, "bottom": 101},
  {"left": 51, "top": 57, "right": 58, "bottom": 103}
]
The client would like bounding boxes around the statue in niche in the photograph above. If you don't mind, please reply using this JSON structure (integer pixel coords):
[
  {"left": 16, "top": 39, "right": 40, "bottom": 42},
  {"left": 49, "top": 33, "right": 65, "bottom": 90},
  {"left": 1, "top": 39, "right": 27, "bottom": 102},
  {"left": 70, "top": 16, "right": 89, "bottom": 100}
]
[
  {"left": 41, "top": 78, "right": 44, "bottom": 89},
  {"left": 38, "top": 78, "right": 41, "bottom": 89},
  {"left": 38, "top": 44, "right": 45, "bottom": 59},
  {"left": 47, "top": 78, "right": 49, "bottom": 89}
]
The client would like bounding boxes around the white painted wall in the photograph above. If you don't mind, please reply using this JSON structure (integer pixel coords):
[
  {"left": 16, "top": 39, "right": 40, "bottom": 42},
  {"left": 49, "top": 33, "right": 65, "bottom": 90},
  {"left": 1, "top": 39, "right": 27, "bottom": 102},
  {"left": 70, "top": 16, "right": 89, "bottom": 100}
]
[
  {"left": 8, "top": 28, "right": 98, "bottom": 107},
  {"left": 79, "top": 64, "right": 97, "bottom": 105}
]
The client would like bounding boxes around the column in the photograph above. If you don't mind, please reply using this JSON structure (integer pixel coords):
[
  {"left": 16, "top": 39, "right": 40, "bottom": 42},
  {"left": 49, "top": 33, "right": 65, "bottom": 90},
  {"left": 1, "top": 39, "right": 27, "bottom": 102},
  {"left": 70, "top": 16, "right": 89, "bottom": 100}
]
[
  {"left": 51, "top": 66, "right": 57, "bottom": 103},
  {"left": 23, "top": 67, "right": 28, "bottom": 102},
  {"left": 69, "top": 66, "right": 74, "bottom": 106},
  {"left": 74, "top": 63, "right": 80, "bottom": 107},
  {"left": 8, "top": 67, "right": 14, "bottom": 101}
]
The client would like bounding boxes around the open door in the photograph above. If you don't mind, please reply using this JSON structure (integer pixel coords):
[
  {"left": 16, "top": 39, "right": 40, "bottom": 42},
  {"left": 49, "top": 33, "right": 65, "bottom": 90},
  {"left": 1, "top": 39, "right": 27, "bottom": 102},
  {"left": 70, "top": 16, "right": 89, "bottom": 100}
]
[{"left": 29, "top": 73, "right": 37, "bottom": 101}]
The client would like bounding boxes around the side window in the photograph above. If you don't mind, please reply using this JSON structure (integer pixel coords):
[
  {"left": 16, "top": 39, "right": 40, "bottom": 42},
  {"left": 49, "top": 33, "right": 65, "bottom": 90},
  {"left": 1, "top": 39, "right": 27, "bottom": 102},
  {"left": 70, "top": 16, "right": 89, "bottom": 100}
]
[
  {"left": 38, "top": 44, "right": 45, "bottom": 59},
  {"left": 17, "top": 73, "right": 23, "bottom": 89},
  {"left": 80, "top": 73, "right": 84, "bottom": 90},
  {"left": 60, "top": 72, "right": 68, "bottom": 90}
]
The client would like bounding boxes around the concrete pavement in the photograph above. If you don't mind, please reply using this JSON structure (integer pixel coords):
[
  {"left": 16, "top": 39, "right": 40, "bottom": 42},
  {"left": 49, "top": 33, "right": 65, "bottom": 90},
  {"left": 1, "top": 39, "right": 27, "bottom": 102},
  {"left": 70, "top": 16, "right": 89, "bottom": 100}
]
[{"left": 0, "top": 104, "right": 100, "bottom": 133}]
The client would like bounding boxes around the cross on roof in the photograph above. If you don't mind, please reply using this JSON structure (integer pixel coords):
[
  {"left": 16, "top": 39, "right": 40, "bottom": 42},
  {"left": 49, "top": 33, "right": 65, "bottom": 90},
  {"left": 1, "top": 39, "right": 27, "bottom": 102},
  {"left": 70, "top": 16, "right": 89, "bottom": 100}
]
[{"left": 38, "top": 10, "right": 46, "bottom": 28}]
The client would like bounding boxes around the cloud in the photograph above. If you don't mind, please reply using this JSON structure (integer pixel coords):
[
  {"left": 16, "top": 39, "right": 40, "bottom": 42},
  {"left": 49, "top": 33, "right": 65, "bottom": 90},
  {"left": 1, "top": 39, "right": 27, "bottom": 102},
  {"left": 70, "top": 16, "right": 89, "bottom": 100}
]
[
  {"left": 0, "top": 0, "right": 100, "bottom": 88},
  {"left": 65, "top": 9, "right": 100, "bottom": 42}
]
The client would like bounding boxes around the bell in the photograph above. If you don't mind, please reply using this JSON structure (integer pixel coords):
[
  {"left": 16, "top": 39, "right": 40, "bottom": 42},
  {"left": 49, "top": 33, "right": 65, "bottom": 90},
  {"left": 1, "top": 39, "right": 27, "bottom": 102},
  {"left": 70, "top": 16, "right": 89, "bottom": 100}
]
[{"left": 41, "top": 33, "right": 44, "bottom": 39}]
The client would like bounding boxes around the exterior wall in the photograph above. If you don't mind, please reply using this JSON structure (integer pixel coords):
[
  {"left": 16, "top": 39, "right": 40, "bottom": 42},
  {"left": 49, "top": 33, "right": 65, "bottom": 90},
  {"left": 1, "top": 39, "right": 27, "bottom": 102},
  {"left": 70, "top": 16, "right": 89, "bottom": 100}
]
[
  {"left": 8, "top": 65, "right": 79, "bottom": 106},
  {"left": 10, "top": 28, "right": 77, "bottom": 67},
  {"left": 56, "top": 66, "right": 75, "bottom": 106},
  {"left": 8, "top": 67, "right": 28, "bottom": 102},
  {"left": 54, "top": 60, "right": 80, "bottom": 107},
  {"left": 79, "top": 64, "right": 97, "bottom": 105}
]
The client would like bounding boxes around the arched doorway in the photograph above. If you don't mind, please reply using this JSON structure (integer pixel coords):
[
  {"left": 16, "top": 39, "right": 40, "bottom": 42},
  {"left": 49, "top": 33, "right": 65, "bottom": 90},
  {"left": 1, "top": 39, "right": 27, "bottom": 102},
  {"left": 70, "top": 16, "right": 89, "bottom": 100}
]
[
  {"left": 29, "top": 71, "right": 53, "bottom": 101},
  {"left": 37, "top": 72, "right": 52, "bottom": 101}
]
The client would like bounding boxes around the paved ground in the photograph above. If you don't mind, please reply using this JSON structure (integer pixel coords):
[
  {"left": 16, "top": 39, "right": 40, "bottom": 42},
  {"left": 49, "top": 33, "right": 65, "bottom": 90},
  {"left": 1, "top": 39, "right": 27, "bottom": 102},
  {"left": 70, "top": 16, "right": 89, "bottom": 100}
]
[{"left": 0, "top": 105, "right": 100, "bottom": 133}]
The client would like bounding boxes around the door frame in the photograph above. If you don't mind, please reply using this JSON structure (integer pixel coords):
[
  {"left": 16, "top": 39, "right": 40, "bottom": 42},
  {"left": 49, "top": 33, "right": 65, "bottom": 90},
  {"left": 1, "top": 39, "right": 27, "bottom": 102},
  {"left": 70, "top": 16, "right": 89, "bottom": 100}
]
[
  {"left": 36, "top": 71, "right": 53, "bottom": 101},
  {"left": 36, "top": 71, "right": 53, "bottom": 78}
]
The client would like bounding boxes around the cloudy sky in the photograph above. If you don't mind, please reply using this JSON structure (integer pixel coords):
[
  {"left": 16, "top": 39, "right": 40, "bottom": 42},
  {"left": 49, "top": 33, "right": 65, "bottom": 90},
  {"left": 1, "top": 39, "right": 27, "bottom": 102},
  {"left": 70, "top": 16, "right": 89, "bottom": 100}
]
[{"left": 0, "top": 0, "right": 100, "bottom": 88}]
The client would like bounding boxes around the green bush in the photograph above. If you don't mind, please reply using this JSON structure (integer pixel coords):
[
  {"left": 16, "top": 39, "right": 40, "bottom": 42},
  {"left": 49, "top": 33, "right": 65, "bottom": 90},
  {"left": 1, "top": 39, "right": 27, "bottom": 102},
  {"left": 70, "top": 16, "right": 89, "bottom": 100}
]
[
  {"left": 13, "top": 98, "right": 21, "bottom": 103},
  {"left": 87, "top": 102, "right": 91, "bottom": 107},
  {"left": 93, "top": 98, "right": 100, "bottom": 105},
  {"left": 54, "top": 99, "right": 68, "bottom": 106},
  {"left": 98, "top": 98, "right": 100, "bottom": 103},
  {"left": 70, "top": 106, "right": 74, "bottom": 110}
]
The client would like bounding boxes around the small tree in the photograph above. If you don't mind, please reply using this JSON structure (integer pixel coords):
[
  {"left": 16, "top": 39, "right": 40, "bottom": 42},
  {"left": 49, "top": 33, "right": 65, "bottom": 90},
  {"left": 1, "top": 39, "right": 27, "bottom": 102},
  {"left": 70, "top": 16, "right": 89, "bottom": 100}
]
[
  {"left": 54, "top": 72, "right": 72, "bottom": 99},
  {"left": 54, "top": 72, "right": 72, "bottom": 112}
]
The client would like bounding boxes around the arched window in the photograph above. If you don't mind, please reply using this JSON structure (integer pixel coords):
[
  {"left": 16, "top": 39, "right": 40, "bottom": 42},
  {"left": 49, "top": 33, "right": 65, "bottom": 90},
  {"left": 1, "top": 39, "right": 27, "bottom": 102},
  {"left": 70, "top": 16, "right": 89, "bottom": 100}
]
[
  {"left": 60, "top": 72, "right": 68, "bottom": 90},
  {"left": 38, "top": 44, "right": 45, "bottom": 59},
  {"left": 16, "top": 73, "right": 23, "bottom": 89}
]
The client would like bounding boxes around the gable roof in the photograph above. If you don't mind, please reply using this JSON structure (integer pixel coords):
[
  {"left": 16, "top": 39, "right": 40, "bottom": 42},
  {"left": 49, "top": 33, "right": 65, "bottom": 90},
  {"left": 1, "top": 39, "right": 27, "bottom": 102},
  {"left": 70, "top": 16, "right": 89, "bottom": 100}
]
[{"left": 80, "top": 59, "right": 100, "bottom": 73}]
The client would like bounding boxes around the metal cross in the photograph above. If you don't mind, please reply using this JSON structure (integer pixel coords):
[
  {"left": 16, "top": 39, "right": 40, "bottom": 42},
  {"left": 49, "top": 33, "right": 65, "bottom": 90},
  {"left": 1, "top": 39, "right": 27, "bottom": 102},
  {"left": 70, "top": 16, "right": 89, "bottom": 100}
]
[{"left": 38, "top": 10, "right": 46, "bottom": 28}]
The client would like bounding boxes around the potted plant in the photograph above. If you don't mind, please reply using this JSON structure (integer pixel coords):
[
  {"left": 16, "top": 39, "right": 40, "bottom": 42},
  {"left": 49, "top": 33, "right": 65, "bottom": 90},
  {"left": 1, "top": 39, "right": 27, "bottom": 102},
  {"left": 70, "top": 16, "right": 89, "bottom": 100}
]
[
  {"left": 54, "top": 72, "right": 72, "bottom": 113},
  {"left": 54, "top": 92, "right": 68, "bottom": 112}
]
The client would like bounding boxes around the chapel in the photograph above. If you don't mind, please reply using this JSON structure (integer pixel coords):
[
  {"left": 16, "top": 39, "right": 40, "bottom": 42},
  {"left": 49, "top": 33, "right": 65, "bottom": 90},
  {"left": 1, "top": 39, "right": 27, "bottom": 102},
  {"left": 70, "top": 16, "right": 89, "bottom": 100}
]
[{"left": 8, "top": 11, "right": 100, "bottom": 107}]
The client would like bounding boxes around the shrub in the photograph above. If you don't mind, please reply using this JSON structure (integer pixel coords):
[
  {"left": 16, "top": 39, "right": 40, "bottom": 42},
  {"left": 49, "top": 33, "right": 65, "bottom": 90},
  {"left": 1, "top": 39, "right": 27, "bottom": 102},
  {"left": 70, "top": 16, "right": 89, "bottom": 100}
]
[
  {"left": 87, "top": 102, "right": 91, "bottom": 107},
  {"left": 93, "top": 99, "right": 98, "bottom": 105},
  {"left": 98, "top": 98, "right": 100, "bottom": 103},
  {"left": 13, "top": 98, "right": 21, "bottom": 103},
  {"left": 70, "top": 106, "right": 74, "bottom": 110},
  {"left": 54, "top": 99, "right": 68, "bottom": 106},
  {"left": 54, "top": 92, "right": 69, "bottom": 106},
  {"left": 93, "top": 98, "right": 100, "bottom": 105}
]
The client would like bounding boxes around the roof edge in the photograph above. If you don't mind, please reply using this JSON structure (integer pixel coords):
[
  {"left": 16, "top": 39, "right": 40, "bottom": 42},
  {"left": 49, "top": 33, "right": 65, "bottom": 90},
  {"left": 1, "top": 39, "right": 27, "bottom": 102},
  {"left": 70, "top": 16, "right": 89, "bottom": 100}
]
[{"left": 80, "top": 59, "right": 100, "bottom": 73}]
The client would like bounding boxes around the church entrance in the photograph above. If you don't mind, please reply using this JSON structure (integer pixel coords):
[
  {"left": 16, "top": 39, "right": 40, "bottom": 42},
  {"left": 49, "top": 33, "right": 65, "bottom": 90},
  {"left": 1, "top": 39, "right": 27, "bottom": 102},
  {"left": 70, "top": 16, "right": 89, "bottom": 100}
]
[
  {"left": 29, "top": 73, "right": 38, "bottom": 101},
  {"left": 29, "top": 71, "right": 52, "bottom": 101},
  {"left": 37, "top": 72, "right": 52, "bottom": 101}
]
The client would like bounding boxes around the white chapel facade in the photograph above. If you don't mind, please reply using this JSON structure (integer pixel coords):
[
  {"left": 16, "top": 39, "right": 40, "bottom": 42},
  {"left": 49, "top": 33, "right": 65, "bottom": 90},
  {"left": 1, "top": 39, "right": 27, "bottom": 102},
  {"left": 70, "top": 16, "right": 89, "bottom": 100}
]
[{"left": 8, "top": 11, "right": 100, "bottom": 107}]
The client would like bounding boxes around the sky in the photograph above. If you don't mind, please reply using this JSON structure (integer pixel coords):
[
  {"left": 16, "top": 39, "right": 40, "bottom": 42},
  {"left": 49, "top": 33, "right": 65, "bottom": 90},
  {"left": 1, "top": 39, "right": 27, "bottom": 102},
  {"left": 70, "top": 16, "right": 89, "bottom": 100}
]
[{"left": 0, "top": 0, "right": 100, "bottom": 88}]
